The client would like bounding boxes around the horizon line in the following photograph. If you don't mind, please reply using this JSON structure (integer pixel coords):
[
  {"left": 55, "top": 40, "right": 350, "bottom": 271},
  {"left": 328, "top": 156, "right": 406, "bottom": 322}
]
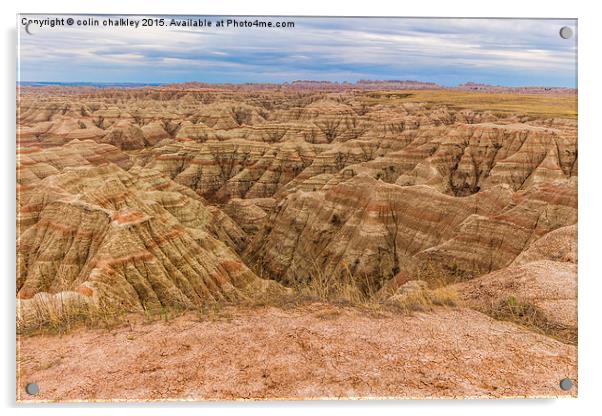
[{"left": 17, "top": 80, "right": 577, "bottom": 89}]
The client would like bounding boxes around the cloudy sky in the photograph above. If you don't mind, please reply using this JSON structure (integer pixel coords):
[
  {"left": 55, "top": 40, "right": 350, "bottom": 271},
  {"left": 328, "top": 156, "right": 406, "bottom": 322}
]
[{"left": 17, "top": 16, "right": 577, "bottom": 87}]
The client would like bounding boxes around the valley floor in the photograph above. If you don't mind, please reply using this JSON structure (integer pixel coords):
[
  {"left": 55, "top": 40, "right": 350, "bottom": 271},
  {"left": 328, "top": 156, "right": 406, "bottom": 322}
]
[{"left": 17, "top": 303, "right": 576, "bottom": 402}]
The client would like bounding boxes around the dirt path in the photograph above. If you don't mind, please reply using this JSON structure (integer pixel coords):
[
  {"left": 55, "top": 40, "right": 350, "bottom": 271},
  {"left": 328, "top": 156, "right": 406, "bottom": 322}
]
[{"left": 17, "top": 304, "right": 577, "bottom": 402}]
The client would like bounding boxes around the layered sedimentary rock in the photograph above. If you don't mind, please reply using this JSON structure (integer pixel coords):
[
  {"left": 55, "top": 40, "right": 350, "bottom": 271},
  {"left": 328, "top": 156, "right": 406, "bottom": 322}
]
[
  {"left": 245, "top": 175, "right": 497, "bottom": 286},
  {"left": 17, "top": 85, "right": 578, "bottom": 306},
  {"left": 245, "top": 169, "right": 575, "bottom": 287},
  {"left": 17, "top": 143, "right": 284, "bottom": 312},
  {"left": 417, "top": 181, "right": 577, "bottom": 275}
]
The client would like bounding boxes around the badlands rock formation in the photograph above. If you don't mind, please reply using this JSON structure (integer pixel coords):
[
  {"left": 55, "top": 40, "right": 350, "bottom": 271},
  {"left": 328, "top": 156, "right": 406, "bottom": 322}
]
[
  {"left": 17, "top": 140, "right": 284, "bottom": 315},
  {"left": 17, "top": 85, "right": 577, "bottom": 326}
]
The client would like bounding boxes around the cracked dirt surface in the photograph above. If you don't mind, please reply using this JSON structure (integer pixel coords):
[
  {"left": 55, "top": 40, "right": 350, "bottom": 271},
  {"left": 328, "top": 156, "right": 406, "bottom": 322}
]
[{"left": 17, "top": 304, "right": 576, "bottom": 402}]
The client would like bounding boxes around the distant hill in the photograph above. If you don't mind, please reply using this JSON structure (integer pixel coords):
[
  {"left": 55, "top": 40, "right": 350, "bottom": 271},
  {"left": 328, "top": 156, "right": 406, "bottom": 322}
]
[
  {"left": 17, "top": 80, "right": 576, "bottom": 94},
  {"left": 18, "top": 81, "right": 163, "bottom": 88}
]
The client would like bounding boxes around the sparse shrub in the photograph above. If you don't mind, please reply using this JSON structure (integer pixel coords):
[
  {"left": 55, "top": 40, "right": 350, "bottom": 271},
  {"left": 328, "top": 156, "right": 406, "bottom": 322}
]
[
  {"left": 285, "top": 260, "right": 375, "bottom": 306},
  {"left": 282, "top": 257, "right": 460, "bottom": 315},
  {"left": 412, "top": 259, "right": 477, "bottom": 288}
]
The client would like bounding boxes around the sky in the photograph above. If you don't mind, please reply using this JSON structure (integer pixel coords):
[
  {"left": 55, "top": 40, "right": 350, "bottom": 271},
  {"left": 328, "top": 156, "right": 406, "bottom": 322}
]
[{"left": 17, "top": 16, "right": 577, "bottom": 87}]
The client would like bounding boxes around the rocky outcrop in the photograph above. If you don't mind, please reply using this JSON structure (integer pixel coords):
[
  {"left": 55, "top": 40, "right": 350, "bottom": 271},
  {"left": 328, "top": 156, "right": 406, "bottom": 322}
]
[
  {"left": 417, "top": 181, "right": 577, "bottom": 275},
  {"left": 15, "top": 86, "right": 579, "bottom": 403}
]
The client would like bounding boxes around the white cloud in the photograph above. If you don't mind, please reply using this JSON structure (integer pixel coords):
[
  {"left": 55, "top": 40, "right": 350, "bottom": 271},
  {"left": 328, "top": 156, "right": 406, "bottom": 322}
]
[{"left": 17, "top": 15, "right": 577, "bottom": 86}]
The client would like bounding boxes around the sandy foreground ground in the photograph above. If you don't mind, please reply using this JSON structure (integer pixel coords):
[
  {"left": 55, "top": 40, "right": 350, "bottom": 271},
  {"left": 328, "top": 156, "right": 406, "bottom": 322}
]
[{"left": 17, "top": 304, "right": 576, "bottom": 402}]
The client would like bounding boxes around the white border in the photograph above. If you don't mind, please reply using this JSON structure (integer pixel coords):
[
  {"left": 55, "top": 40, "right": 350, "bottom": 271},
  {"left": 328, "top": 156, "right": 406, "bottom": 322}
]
[{"left": 3, "top": 1, "right": 601, "bottom": 415}]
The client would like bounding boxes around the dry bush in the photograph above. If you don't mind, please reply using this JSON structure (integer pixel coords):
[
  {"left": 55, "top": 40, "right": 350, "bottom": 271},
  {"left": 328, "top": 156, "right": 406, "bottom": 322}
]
[
  {"left": 282, "top": 260, "right": 460, "bottom": 315},
  {"left": 18, "top": 293, "right": 205, "bottom": 335}
]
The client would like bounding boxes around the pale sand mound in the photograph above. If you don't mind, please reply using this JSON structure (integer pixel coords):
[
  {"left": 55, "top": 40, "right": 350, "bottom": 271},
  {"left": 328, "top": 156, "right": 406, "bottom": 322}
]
[
  {"left": 455, "top": 260, "right": 577, "bottom": 330},
  {"left": 17, "top": 304, "right": 576, "bottom": 402}
]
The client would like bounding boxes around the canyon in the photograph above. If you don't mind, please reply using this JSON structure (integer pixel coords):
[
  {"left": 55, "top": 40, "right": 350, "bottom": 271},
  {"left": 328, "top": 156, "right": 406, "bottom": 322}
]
[{"left": 16, "top": 84, "right": 577, "bottom": 400}]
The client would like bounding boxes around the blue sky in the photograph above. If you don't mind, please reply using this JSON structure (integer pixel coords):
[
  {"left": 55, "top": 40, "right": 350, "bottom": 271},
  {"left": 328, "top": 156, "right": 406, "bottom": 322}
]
[{"left": 18, "top": 16, "right": 577, "bottom": 87}]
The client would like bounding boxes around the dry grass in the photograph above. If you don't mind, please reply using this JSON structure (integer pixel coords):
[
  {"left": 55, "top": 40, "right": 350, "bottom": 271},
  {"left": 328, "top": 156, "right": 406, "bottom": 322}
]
[
  {"left": 389, "top": 286, "right": 460, "bottom": 313},
  {"left": 412, "top": 260, "right": 477, "bottom": 288},
  {"left": 362, "top": 90, "right": 577, "bottom": 119},
  {"left": 17, "top": 295, "right": 236, "bottom": 335},
  {"left": 281, "top": 260, "right": 460, "bottom": 315},
  {"left": 17, "top": 294, "right": 125, "bottom": 336},
  {"left": 286, "top": 260, "right": 382, "bottom": 306},
  {"left": 141, "top": 303, "right": 189, "bottom": 324},
  {"left": 18, "top": 262, "right": 462, "bottom": 335},
  {"left": 374, "top": 259, "right": 477, "bottom": 301},
  {"left": 193, "top": 302, "right": 234, "bottom": 322},
  {"left": 488, "top": 296, "right": 577, "bottom": 345}
]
